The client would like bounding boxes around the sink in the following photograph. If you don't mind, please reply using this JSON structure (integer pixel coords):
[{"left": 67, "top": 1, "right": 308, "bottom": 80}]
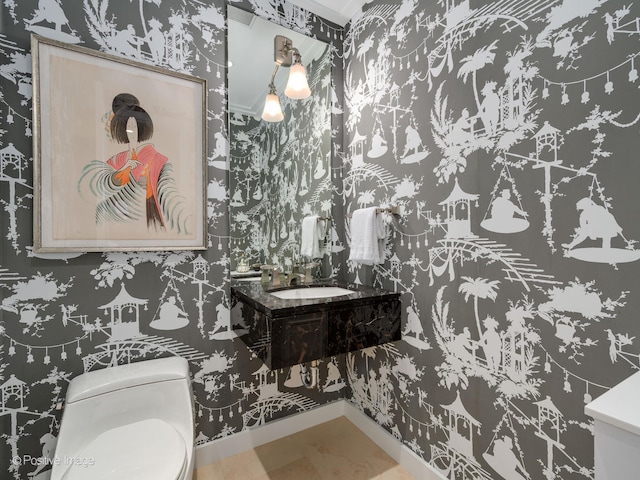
[{"left": 270, "top": 286, "right": 355, "bottom": 300}]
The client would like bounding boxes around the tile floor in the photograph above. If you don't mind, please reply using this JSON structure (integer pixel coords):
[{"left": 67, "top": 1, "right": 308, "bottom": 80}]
[{"left": 194, "top": 416, "right": 416, "bottom": 480}]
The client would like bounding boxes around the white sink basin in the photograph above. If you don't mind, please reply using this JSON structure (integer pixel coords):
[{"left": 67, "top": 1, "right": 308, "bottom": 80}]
[{"left": 270, "top": 286, "right": 355, "bottom": 300}]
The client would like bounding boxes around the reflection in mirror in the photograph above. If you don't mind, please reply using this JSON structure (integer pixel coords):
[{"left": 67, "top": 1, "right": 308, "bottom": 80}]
[{"left": 228, "top": 6, "right": 332, "bottom": 277}]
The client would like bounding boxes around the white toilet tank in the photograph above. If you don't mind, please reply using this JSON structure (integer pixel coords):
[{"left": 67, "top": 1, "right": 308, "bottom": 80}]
[{"left": 51, "top": 357, "right": 195, "bottom": 480}]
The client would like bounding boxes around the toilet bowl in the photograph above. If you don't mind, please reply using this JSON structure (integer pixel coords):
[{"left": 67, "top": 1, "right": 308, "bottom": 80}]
[{"left": 51, "top": 357, "right": 195, "bottom": 480}]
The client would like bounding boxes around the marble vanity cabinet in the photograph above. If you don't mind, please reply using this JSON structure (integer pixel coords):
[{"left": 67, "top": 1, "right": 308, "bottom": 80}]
[{"left": 231, "top": 282, "right": 401, "bottom": 370}]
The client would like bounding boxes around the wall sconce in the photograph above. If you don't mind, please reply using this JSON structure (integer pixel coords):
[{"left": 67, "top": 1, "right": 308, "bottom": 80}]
[
  {"left": 261, "top": 35, "right": 311, "bottom": 122},
  {"left": 261, "top": 83, "right": 284, "bottom": 122}
]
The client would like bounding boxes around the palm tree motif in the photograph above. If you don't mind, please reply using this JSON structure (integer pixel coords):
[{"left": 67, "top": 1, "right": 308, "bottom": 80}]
[
  {"left": 459, "top": 276, "right": 500, "bottom": 337},
  {"left": 360, "top": 345, "right": 377, "bottom": 377},
  {"left": 357, "top": 34, "right": 375, "bottom": 84},
  {"left": 457, "top": 40, "right": 498, "bottom": 113},
  {"left": 357, "top": 35, "right": 375, "bottom": 63}
]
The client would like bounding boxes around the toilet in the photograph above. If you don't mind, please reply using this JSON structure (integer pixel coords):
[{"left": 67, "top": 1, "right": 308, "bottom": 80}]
[{"left": 51, "top": 357, "right": 195, "bottom": 480}]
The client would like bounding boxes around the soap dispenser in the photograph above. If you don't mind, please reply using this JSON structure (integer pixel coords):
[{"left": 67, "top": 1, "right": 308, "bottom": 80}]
[{"left": 237, "top": 252, "right": 249, "bottom": 273}]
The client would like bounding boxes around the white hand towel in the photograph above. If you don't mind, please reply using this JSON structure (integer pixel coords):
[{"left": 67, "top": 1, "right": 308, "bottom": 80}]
[
  {"left": 348, "top": 207, "right": 386, "bottom": 265},
  {"left": 301, "top": 215, "right": 321, "bottom": 258}
]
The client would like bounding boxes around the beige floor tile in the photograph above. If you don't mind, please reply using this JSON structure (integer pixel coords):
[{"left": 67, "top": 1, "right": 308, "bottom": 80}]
[
  {"left": 218, "top": 448, "right": 269, "bottom": 480},
  {"left": 253, "top": 433, "right": 306, "bottom": 472},
  {"left": 289, "top": 417, "right": 351, "bottom": 444},
  {"left": 310, "top": 452, "right": 400, "bottom": 480},
  {"left": 372, "top": 464, "right": 417, "bottom": 480},
  {"left": 314, "top": 458, "right": 377, "bottom": 480},
  {"left": 197, "top": 417, "right": 415, "bottom": 480},
  {"left": 262, "top": 456, "right": 323, "bottom": 480},
  {"left": 193, "top": 461, "right": 225, "bottom": 480},
  {"left": 298, "top": 418, "right": 399, "bottom": 480}
]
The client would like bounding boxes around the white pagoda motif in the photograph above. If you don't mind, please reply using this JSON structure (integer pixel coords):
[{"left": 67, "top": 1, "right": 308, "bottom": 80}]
[
  {"left": 1, "top": 374, "right": 27, "bottom": 412},
  {"left": 439, "top": 178, "right": 479, "bottom": 239},
  {"left": 99, "top": 283, "right": 148, "bottom": 341},
  {"left": 534, "top": 121, "right": 561, "bottom": 163},
  {"left": 443, "top": 391, "right": 481, "bottom": 459}
]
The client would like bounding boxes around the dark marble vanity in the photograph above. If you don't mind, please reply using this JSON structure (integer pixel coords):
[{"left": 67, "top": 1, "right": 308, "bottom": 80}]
[{"left": 231, "top": 281, "right": 401, "bottom": 369}]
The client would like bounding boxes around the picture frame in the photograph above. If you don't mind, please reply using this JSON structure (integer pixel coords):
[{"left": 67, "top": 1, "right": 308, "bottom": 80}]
[{"left": 31, "top": 34, "right": 207, "bottom": 252}]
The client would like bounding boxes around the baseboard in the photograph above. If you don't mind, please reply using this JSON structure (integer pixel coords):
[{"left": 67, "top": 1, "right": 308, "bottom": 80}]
[{"left": 195, "top": 399, "right": 445, "bottom": 480}]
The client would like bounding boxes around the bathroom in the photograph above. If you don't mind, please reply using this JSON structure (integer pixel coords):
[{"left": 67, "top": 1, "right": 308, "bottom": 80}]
[{"left": 1, "top": 0, "right": 640, "bottom": 479}]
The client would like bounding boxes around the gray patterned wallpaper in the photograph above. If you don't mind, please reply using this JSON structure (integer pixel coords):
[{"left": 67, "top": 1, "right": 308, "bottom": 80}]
[
  {"left": 3, "top": 0, "right": 640, "bottom": 479},
  {"left": 343, "top": 1, "right": 640, "bottom": 479},
  {"left": 0, "top": 1, "right": 345, "bottom": 478}
]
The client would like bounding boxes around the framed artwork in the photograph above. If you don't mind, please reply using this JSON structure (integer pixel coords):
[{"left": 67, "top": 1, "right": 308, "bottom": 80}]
[{"left": 31, "top": 34, "right": 207, "bottom": 252}]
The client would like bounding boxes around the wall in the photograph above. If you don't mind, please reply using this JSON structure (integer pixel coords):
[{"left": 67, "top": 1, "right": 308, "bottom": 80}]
[
  {"left": 6, "top": 1, "right": 635, "bottom": 479},
  {"left": 229, "top": 46, "right": 333, "bottom": 271},
  {"left": 342, "top": 1, "right": 640, "bottom": 479},
  {"left": 0, "top": 1, "right": 345, "bottom": 478}
]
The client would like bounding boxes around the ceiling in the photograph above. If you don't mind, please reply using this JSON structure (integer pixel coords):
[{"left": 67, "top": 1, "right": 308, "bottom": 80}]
[
  {"left": 228, "top": 6, "right": 329, "bottom": 117},
  {"left": 285, "top": 0, "right": 369, "bottom": 26}
]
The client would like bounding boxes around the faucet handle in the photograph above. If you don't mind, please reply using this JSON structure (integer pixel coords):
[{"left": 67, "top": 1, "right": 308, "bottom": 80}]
[
  {"left": 304, "top": 262, "right": 320, "bottom": 283},
  {"left": 271, "top": 265, "right": 281, "bottom": 287},
  {"left": 260, "top": 265, "right": 280, "bottom": 286}
]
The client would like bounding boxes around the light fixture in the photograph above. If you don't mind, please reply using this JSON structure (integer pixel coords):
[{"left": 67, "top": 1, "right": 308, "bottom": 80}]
[
  {"left": 261, "top": 82, "right": 284, "bottom": 122},
  {"left": 285, "top": 54, "right": 311, "bottom": 99},
  {"left": 261, "top": 35, "right": 310, "bottom": 122}
]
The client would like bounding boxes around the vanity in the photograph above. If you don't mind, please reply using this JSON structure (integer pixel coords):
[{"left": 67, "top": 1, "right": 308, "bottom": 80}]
[
  {"left": 231, "top": 282, "right": 401, "bottom": 369},
  {"left": 585, "top": 371, "right": 640, "bottom": 480}
]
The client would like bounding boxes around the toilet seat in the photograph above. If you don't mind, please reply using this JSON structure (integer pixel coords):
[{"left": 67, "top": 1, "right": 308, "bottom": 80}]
[{"left": 62, "top": 418, "right": 187, "bottom": 480}]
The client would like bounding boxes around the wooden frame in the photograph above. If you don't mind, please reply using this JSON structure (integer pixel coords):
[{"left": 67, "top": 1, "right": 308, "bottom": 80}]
[{"left": 32, "top": 34, "right": 207, "bottom": 252}]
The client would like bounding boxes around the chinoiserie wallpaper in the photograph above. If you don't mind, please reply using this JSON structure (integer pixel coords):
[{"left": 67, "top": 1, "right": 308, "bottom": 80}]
[
  {"left": 3, "top": 0, "right": 640, "bottom": 480},
  {"left": 342, "top": 1, "right": 640, "bottom": 480},
  {"left": 0, "top": 1, "right": 346, "bottom": 478},
  {"left": 229, "top": 45, "right": 333, "bottom": 272}
]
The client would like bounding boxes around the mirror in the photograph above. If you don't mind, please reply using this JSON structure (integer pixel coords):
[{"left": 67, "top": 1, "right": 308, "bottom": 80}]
[{"left": 228, "top": 6, "right": 332, "bottom": 276}]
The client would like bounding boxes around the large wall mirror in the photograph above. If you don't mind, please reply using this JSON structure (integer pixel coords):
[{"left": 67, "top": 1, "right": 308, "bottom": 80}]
[{"left": 228, "top": 5, "right": 332, "bottom": 276}]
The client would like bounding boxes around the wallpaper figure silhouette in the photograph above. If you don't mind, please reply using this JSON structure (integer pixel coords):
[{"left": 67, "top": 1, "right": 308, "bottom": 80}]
[
  {"left": 482, "top": 189, "right": 529, "bottom": 234},
  {"left": 367, "top": 127, "right": 388, "bottom": 158},
  {"left": 450, "top": 108, "right": 476, "bottom": 145},
  {"left": 26, "top": 0, "right": 78, "bottom": 42},
  {"left": 563, "top": 197, "right": 621, "bottom": 250},
  {"left": 403, "top": 305, "right": 431, "bottom": 351},
  {"left": 401, "top": 123, "right": 429, "bottom": 164},
  {"left": 150, "top": 296, "right": 188, "bottom": 330},
  {"left": 479, "top": 316, "right": 501, "bottom": 371},
  {"left": 144, "top": 18, "right": 165, "bottom": 62},
  {"left": 28, "top": 0, "right": 69, "bottom": 30},
  {"left": 483, "top": 435, "right": 529, "bottom": 480},
  {"left": 323, "top": 358, "right": 346, "bottom": 393},
  {"left": 562, "top": 196, "right": 640, "bottom": 264},
  {"left": 478, "top": 81, "right": 500, "bottom": 135}
]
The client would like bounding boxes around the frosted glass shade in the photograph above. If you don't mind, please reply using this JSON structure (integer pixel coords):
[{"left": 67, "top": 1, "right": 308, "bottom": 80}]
[
  {"left": 284, "top": 63, "right": 311, "bottom": 99},
  {"left": 261, "top": 93, "right": 284, "bottom": 122}
]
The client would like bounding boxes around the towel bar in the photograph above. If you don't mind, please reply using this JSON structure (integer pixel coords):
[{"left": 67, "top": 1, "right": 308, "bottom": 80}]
[
  {"left": 346, "top": 205, "right": 402, "bottom": 218},
  {"left": 375, "top": 205, "right": 401, "bottom": 215}
]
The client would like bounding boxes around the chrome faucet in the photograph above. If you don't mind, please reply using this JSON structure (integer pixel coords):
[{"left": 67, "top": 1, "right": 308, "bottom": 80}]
[{"left": 286, "top": 272, "right": 305, "bottom": 286}]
